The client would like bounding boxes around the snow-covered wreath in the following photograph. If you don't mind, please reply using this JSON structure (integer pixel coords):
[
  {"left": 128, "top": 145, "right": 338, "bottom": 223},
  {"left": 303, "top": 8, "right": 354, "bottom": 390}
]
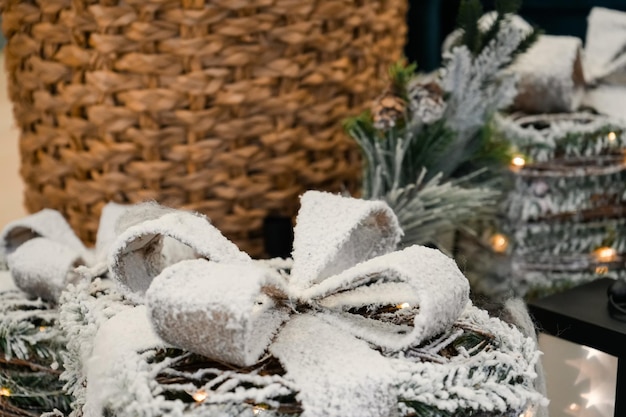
[
  {"left": 493, "top": 112, "right": 626, "bottom": 296},
  {"left": 1, "top": 192, "right": 545, "bottom": 417}
]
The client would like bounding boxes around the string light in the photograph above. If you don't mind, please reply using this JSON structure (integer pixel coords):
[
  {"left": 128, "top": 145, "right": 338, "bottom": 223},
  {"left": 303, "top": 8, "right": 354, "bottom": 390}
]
[
  {"left": 568, "top": 402, "right": 580, "bottom": 412},
  {"left": 593, "top": 247, "right": 617, "bottom": 263},
  {"left": 607, "top": 131, "right": 617, "bottom": 141},
  {"left": 595, "top": 265, "right": 609, "bottom": 275},
  {"left": 191, "top": 389, "right": 208, "bottom": 403},
  {"left": 0, "top": 387, "right": 10, "bottom": 397},
  {"left": 396, "top": 302, "right": 410, "bottom": 309},
  {"left": 519, "top": 406, "right": 534, "bottom": 417},
  {"left": 510, "top": 155, "right": 526, "bottom": 170},
  {"left": 490, "top": 233, "right": 509, "bottom": 253},
  {"left": 39, "top": 326, "right": 47, "bottom": 332},
  {"left": 252, "top": 404, "right": 269, "bottom": 415}
]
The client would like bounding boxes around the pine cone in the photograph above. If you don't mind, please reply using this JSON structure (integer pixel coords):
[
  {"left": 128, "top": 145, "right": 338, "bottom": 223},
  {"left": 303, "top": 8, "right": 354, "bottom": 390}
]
[
  {"left": 371, "top": 91, "right": 406, "bottom": 130},
  {"left": 407, "top": 80, "right": 446, "bottom": 124}
]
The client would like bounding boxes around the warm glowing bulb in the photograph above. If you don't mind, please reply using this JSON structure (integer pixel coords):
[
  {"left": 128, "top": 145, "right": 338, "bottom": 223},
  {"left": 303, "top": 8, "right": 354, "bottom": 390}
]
[
  {"left": 490, "top": 233, "right": 509, "bottom": 253},
  {"left": 39, "top": 326, "right": 47, "bottom": 332},
  {"left": 0, "top": 387, "right": 10, "bottom": 397},
  {"left": 191, "top": 390, "right": 208, "bottom": 403},
  {"left": 593, "top": 246, "right": 617, "bottom": 263},
  {"left": 253, "top": 405, "right": 266, "bottom": 415},
  {"left": 595, "top": 265, "right": 609, "bottom": 275},
  {"left": 511, "top": 155, "right": 526, "bottom": 169},
  {"left": 396, "top": 302, "right": 410, "bottom": 309},
  {"left": 568, "top": 402, "right": 580, "bottom": 412},
  {"left": 519, "top": 406, "right": 534, "bottom": 417},
  {"left": 608, "top": 131, "right": 617, "bottom": 141}
]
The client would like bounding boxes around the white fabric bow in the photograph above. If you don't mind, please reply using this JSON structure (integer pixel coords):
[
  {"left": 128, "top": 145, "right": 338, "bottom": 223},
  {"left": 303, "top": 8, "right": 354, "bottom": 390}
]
[
  {"left": 0, "top": 204, "right": 127, "bottom": 301},
  {"left": 506, "top": 7, "right": 626, "bottom": 117},
  {"left": 585, "top": 7, "right": 626, "bottom": 85},
  {"left": 108, "top": 191, "right": 470, "bottom": 417}
]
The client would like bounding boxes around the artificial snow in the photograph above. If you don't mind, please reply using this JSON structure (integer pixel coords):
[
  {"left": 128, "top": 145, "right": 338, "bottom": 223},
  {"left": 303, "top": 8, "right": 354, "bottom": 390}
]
[
  {"left": 0, "top": 209, "right": 90, "bottom": 269},
  {"left": 28, "top": 192, "right": 545, "bottom": 417},
  {"left": 509, "top": 35, "right": 585, "bottom": 113},
  {"left": 146, "top": 259, "right": 290, "bottom": 367},
  {"left": 7, "top": 237, "right": 84, "bottom": 302},
  {"left": 0, "top": 205, "right": 141, "bottom": 302},
  {"left": 108, "top": 206, "right": 251, "bottom": 302},
  {"left": 0, "top": 266, "right": 65, "bottom": 364},
  {"left": 94, "top": 202, "right": 129, "bottom": 264},
  {"left": 392, "top": 304, "right": 547, "bottom": 414},
  {"left": 84, "top": 306, "right": 166, "bottom": 417},
  {"left": 69, "top": 294, "right": 545, "bottom": 417},
  {"left": 585, "top": 7, "right": 626, "bottom": 84},
  {"left": 270, "top": 314, "right": 397, "bottom": 417},
  {"left": 301, "top": 245, "right": 469, "bottom": 350},
  {"left": 438, "top": 18, "right": 522, "bottom": 167},
  {"left": 583, "top": 84, "right": 626, "bottom": 120},
  {"left": 492, "top": 112, "right": 626, "bottom": 295},
  {"left": 442, "top": 12, "right": 533, "bottom": 54},
  {"left": 290, "top": 191, "right": 402, "bottom": 290},
  {"left": 0, "top": 270, "right": 18, "bottom": 293}
]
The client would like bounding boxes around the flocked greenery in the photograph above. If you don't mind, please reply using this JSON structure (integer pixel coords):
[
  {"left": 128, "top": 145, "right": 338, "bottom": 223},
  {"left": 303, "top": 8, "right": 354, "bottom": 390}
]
[
  {"left": 0, "top": 281, "right": 72, "bottom": 416},
  {"left": 345, "top": 0, "right": 539, "bottom": 253},
  {"left": 470, "top": 114, "right": 626, "bottom": 298},
  {"left": 456, "top": 0, "right": 537, "bottom": 58},
  {"left": 57, "top": 279, "right": 541, "bottom": 417}
]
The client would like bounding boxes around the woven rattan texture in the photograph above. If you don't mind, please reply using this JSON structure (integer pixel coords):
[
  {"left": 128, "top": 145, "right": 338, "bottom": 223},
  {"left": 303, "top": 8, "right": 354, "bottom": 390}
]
[{"left": 1, "top": 0, "right": 406, "bottom": 257}]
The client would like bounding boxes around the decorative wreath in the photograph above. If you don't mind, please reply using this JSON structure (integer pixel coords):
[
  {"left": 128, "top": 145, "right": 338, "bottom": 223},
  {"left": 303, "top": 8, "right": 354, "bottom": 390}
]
[{"left": 34, "top": 191, "right": 547, "bottom": 417}]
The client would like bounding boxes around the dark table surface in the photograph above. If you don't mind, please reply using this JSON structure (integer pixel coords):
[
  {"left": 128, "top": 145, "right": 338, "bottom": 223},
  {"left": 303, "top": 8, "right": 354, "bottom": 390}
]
[{"left": 528, "top": 277, "right": 626, "bottom": 359}]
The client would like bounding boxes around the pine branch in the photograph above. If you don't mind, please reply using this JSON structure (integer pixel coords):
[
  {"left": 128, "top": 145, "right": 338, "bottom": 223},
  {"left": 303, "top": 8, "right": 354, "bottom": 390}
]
[
  {"left": 510, "top": 26, "right": 542, "bottom": 63},
  {"left": 343, "top": 110, "right": 377, "bottom": 140},
  {"left": 403, "top": 401, "right": 454, "bottom": 417},
  {"left": 495, "top": 0, "right": 522, "bottom": 14},
  {"left": 465, "top": 120, "right": 516, "bottom": 171},
  {"left": 404, "top": 120, "right": 456, "bottom": 183},
  {"left": 347, "top": 0, "right": 539, "bottom": 256},
  {"left": 457, "top": 0, "right": 483, "bottom": 55},
  {"left": 0, "top": 370, "right": 70, "bottom": 412},
  {"left": 0, "top": 285, "right": 72, "bottom": 416},
  {"left": 386, "top": 170, "right": 500, "bottom": 254},
  {"left": 388, "top": 60, "right": 418, "bottom": 99},
  {"left": 402, "top": 402, "right": 521, "bottom": 417},
  {"left": 344, "top": 111, "right": 382, "bottom": 199},
  {"left": 480, "top": 13, "right": 505, "bottom": 53},
  {"left": 480, "top": 0, "right": 523, "bottom": 53}
]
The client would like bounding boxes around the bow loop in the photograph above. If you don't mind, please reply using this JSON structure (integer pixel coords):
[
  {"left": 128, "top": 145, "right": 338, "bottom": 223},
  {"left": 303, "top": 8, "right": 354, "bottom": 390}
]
[
  {"left": 109, "top": 203, "right": 251, "bottom": 302},
  {"left": 0, "top": 203, "right": 128, "bottom": 302},
  {"left": 585, "top": 7, "right": 626, "bottom": 85},
  {"left": 0, "top": 209, "right": 89, "bottom": 270},
  {"left": 302, "top": 245, "right": 469, "bottom": 351},
  {"left": 146, "top": 259, "right": 290, "bottom": 367},
  {"left": 290, "top": 191, "right": 402, "bottom": 290}
]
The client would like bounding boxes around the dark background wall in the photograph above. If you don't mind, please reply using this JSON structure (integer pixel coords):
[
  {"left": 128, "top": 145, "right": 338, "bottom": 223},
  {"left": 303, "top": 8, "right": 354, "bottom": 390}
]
[{"left": 406, "top": 0, "right": 626, "bottom": 72}]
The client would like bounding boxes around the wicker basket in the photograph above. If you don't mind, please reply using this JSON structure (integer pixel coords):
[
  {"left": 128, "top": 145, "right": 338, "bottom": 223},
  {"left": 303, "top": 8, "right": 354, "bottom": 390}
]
[{"left": 1, "top": 0, "right": 407, "bottom": 257}]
